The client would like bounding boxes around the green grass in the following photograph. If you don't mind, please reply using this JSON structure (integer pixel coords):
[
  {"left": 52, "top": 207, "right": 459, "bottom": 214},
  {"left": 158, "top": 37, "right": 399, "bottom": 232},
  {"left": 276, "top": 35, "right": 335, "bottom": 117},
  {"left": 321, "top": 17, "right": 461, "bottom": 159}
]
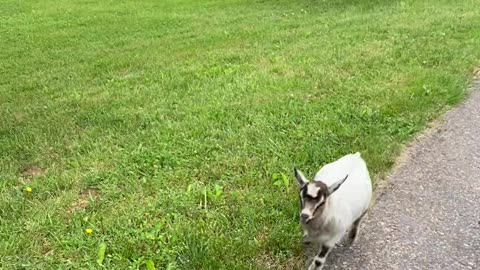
[{"left": 1, "top": 0, "right": 479, "bottom": 268}]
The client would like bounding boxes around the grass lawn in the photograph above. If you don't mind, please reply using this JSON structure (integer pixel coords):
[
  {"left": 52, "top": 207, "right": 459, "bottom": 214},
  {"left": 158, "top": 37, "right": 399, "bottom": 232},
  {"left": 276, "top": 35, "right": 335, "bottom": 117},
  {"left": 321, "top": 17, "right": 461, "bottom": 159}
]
[{"left": 1, "top": 0, "right": 479, "bottom": 269}]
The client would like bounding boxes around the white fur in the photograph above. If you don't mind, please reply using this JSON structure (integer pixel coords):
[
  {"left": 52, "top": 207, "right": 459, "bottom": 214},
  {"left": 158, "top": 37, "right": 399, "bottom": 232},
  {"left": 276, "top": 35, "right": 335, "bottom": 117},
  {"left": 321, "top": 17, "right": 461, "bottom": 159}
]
[
  {"left": 303, "top": 152, "right": 372, "bottom": 269},
  {"left": 312, "top": 152, "right": 372, "bottom": 240}
]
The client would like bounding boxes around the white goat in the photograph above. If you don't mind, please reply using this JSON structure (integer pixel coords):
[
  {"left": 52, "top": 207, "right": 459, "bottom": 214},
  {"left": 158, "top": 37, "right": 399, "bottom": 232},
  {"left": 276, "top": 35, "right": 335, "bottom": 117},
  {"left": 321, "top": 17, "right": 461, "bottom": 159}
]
[{"left": 294, "top": 152, "right": 372, "bottom": 270}]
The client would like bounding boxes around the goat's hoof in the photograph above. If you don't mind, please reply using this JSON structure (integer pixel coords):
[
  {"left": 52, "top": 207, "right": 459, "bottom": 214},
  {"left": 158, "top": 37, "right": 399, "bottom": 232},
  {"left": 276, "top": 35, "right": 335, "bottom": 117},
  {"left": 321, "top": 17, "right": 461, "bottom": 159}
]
[{"left": 307, "top": 262, "right": 323, "bottom": 270}]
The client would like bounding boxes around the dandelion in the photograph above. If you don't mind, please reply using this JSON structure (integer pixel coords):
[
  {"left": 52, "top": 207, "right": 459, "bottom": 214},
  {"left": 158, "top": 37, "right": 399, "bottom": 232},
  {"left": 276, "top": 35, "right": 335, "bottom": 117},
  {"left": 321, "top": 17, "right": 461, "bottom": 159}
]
[
  {"left": 25, "top": 187, "right": 32, "bottom": 193},
  {"left": 85, "top": 228, "right": 93, "bottom": 235}
]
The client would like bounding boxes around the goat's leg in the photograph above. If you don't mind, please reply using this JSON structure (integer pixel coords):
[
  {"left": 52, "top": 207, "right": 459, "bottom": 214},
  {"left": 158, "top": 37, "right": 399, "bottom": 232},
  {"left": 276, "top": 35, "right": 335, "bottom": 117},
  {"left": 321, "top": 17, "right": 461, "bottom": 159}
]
[
  {"left": 302, "top": 233, "right": 317, "bottom": 264},
  {"left": 302, "top": 230, "right": 311, "bottom": 246},
  {"left": 347, "top": 211, "right": 367, "bottom": 246},
  {"left": 307, "top": 245, "right": 332, "bottom": 270}
]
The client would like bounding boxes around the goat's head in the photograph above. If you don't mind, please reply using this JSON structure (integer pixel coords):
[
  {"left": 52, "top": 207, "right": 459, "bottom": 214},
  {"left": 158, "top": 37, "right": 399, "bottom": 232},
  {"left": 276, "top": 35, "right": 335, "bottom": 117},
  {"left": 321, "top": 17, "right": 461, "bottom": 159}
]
[{"left": 294, "top": 168, "right": 348, "bottom": 224}]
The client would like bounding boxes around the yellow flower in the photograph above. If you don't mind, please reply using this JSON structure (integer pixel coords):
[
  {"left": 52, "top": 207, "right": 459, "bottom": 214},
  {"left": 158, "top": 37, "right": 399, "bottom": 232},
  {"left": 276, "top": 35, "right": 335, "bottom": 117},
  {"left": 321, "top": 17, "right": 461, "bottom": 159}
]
[
  {"left": 85, "top": 228, "right": 93, "bottom": 235},
  {"left": 25, "top": 187, "right": 32, "bottom": 193}
]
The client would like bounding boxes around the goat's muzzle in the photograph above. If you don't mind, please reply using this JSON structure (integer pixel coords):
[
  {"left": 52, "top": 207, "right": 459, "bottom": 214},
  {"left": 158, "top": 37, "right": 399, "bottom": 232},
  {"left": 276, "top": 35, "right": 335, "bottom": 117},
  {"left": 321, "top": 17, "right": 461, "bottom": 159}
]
[{"left": 300, "top": 213, "right": 311, "bottom": 224}]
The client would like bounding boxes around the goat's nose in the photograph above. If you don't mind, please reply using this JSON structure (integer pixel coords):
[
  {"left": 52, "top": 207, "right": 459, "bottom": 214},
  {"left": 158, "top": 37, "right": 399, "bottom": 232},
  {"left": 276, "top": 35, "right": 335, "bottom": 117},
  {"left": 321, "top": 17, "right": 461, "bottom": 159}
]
[{"left": 300, "top": 213, "right": 310, "bottom": 221}]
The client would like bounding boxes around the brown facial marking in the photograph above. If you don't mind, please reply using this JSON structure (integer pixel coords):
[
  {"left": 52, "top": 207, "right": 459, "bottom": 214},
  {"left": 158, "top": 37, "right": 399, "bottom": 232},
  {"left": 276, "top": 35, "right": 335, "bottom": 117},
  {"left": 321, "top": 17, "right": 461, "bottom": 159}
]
[
  {"left": 305, "top": 182, "right": 328, "bottom": 204},
  {"left": 302, "top": 181, "right": 329, "bottom": 200},
  {"left": 315, "top": 181, "right": 329, "bottom": 197},
  {"left": 299, "top": 181, "right": 331, "bottom": 220}
]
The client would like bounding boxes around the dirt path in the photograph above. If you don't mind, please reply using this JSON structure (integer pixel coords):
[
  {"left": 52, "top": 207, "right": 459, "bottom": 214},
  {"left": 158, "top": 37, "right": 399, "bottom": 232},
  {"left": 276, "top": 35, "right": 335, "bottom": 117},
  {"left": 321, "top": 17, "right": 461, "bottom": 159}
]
[{"left": 326, "top": 82, "right": 480, "bottom": 270}]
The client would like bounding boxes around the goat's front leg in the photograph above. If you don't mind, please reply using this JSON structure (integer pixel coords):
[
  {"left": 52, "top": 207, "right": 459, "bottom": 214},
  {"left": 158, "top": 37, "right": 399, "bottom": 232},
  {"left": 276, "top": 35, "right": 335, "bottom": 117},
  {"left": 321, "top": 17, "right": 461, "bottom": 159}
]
[
  {"left": 302, "top": 231, "right": 313, "bottom": 246},
  {"left": 307, "top": 245, "right": 332, "bottom": 270},
  {"left": 302, "top": 233, "right": 317, "bottom": 260}
]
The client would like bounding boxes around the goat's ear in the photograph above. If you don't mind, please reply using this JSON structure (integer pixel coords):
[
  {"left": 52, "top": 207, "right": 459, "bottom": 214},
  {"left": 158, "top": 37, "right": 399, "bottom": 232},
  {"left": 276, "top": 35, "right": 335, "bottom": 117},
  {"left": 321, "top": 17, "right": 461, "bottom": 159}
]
[
  {"left": 327, "top": 175, "right": 348, "bottom": 195},
  {"left": 294, "top": 167, "right": 308, "bottom": 187}
]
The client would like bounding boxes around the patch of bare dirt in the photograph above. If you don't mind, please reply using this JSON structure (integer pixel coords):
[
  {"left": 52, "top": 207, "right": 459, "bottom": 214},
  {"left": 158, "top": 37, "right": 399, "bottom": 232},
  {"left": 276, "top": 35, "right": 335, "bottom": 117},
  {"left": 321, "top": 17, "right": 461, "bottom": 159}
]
[
  {"left": 14, "top": 112, "right": 27, "bottom": 123},
  {"left": 473, "top": 67, "right": 480, "bottom": 79},
  {"left": 42, "top": 238, "right": 54, "bottom": 257},
  {"left": 19, "top": 165, "right": 44, "bottom": 183},
  {"left": 68, "top": 188, "right": 100, "bottom": 214}
]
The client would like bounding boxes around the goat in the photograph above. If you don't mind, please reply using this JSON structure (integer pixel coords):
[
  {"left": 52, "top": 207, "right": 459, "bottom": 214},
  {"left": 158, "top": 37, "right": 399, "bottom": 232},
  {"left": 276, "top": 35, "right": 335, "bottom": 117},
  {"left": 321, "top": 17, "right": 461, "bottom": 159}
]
[{"left": 294, "top": 152, "right": 372, "bottom": 270}]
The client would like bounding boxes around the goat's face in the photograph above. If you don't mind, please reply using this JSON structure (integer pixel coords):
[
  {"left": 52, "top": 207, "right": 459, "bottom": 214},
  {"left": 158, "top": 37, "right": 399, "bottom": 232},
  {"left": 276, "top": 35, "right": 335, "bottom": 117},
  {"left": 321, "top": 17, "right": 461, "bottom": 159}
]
[
  {"left": 294, "top": 168, "right": 348, "bottom": 224},
  {"left": 299, "top": 182, "right": 329, "bottom": 224}
]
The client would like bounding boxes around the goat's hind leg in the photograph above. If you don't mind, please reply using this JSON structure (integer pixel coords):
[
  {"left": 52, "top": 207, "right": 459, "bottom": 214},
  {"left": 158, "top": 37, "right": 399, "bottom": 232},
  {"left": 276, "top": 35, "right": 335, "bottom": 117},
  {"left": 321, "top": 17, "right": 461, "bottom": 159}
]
[{"left": 347, "top": 211, "right": 367, "bottom": 246}]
